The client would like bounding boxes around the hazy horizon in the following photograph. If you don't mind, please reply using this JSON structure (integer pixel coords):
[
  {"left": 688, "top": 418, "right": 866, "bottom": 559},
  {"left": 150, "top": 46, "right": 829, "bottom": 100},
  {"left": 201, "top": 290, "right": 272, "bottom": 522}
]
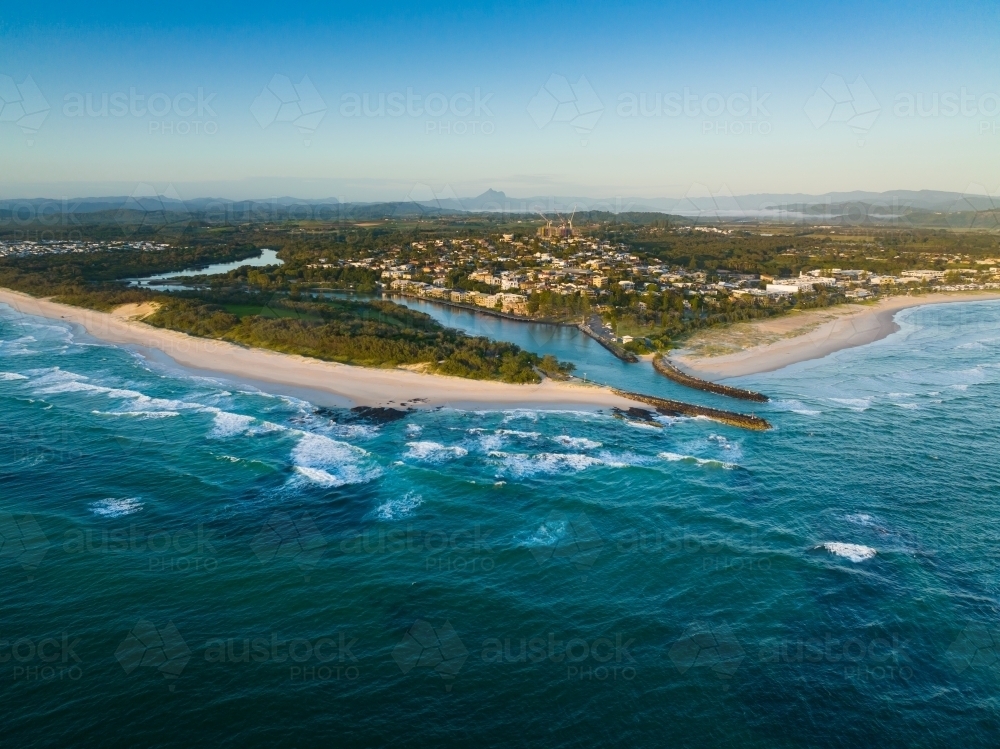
[{"left": 3, "top": 0, "right": 1000, "bottom": 202}]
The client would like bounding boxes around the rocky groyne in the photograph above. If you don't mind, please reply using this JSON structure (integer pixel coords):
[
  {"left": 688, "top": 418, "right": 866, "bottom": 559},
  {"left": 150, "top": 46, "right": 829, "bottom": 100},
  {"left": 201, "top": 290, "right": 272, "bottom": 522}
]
[
  {"left": 612, "top": 388, "right": 771, "bottom": 431},
  {"left": 653, "top": 355, "right": 768, "bottom": 402}
]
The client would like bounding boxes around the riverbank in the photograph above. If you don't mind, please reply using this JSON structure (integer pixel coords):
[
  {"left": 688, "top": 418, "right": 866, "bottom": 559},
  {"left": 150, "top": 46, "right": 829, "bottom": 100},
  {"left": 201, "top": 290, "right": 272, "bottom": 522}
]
[
  {"left": 385, "top": 291, "right": 576, "bottom": 327},
  {"left": 671, "top": 291, "right": 1000, "bottom": 378},
  {"left": 0, "top": 287, "right": 645, "bottom": 412}
]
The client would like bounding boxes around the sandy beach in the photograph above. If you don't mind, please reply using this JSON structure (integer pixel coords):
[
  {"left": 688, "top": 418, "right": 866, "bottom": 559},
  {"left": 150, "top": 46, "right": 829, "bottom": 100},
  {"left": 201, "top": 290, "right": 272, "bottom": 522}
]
[
  {"left": 0, "top": 288, "right": 641, "bottom": 411},
  {"left": 670, "top": 292, "right": 1000, "bottom": 379}
]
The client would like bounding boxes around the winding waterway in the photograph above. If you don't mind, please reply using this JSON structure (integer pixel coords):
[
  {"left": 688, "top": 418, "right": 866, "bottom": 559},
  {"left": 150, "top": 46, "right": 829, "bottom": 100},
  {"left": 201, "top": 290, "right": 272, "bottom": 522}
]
[{"left": 129, "top": 248, "right": 283, "bottom": 290}]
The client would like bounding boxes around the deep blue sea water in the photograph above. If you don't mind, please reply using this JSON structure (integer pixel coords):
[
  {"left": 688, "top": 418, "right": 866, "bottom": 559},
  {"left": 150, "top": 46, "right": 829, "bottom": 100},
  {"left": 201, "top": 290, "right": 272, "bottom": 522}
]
[{"left": 3, "top": 299, "right": 1000, "bottom": 748}]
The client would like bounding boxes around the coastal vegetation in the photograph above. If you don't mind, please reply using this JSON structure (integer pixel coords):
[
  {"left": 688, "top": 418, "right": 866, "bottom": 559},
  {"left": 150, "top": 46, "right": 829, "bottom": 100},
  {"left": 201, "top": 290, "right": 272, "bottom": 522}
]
[
  {"left": 0, "top": 244, "right": 573, "bottom": 384},
  {"left": 3, "top": 210, "right": 999, "bottom": 377},
  {"left": 143, "top": 293, "right": 568, "bottom": 382}
]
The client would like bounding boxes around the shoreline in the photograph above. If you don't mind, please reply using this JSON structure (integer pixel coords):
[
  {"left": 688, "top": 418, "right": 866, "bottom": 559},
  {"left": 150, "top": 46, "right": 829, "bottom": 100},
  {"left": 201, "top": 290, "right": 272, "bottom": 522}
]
[
  {"left": 670, "top": 292, "right": 1000, "bottom": 379},
  {"left": 0, "top": 287, "right": 643, "bottom": 412}
]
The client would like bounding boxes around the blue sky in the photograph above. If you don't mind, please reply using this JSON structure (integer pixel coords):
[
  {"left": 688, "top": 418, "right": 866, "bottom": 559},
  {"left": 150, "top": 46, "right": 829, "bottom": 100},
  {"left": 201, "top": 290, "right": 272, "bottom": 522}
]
[{"left": 2, "top": 1, "right": 999, "bottom": 200}]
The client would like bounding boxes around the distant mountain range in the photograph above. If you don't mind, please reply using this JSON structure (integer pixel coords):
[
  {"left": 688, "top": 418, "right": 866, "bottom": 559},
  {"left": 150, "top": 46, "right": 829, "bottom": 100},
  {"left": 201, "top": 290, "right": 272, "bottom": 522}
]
[
  {"left": 2, "top": 189, "right": 996, "bottom": 222},
  {"left": 424, "top": 189, "right": 995, "bottom": 216}
]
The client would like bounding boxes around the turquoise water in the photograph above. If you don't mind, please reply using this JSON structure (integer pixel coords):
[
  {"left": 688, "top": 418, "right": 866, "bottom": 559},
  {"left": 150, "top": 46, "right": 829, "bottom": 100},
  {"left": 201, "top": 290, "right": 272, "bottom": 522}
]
[{"left": 3, "top": 299, "right": 1000, "bottom": 747}]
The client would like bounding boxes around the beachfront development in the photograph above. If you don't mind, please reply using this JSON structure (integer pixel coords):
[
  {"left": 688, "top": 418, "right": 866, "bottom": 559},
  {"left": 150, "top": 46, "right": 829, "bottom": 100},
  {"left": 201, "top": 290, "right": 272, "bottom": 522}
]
[{"left": 6, "top": 214, "right": 1000, "bottom": 364}]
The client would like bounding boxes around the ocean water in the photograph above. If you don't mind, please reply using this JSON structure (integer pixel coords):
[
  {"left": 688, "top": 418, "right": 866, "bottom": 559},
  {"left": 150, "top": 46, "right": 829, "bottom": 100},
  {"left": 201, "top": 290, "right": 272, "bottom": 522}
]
[{"left": 3, "top": 299, "right": 1000, "bottom": 747}]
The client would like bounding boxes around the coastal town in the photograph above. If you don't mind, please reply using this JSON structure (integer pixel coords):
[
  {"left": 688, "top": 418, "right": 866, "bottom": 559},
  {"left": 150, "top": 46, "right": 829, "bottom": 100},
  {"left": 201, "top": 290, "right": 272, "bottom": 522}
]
[
  {"left": 6, "top": 221, "right": 1000, "bottom": 357},
  {"left": 0, "top": 238, "right": 171, "bottom": 258},
  {"left": 317, "top": 223, "right": 1000, "bottom": 353}
]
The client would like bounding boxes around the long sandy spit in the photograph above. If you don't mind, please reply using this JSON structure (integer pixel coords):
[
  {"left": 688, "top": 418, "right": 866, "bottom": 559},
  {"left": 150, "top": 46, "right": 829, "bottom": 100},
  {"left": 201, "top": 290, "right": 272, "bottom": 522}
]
[{"left": 0, "top": 288, "right": 641, "bottom": 411}]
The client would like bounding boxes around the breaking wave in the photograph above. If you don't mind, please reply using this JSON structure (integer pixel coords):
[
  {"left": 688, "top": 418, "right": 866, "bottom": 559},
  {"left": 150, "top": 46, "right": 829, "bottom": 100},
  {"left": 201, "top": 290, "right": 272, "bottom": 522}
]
[
  {"left": 819, "top": 542, "right": 877, "bottom": 562},
  {"left": 376, "top": 492, "right": 423, "bottom": 520},
  {"left": 553, "top": 435, "right": 602, "bottom": 450},
  {"left": 404, "top": 441, "right": 469, "bottom": 462},
  {"left": 90, "top": 497, "right": 144, "bottom": 518},
  {"left": 659, "top": 451, "right": 737, "bottom": 469},
  {"left": 290, "top": 432, "right": 380, "bottom": 488}
]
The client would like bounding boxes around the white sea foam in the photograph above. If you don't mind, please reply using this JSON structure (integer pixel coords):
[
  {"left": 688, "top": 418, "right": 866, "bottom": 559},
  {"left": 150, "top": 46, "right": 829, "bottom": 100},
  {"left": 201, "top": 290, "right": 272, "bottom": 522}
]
[
  {"left": 290, "top": 432, "right": 378, "bottom": 488},
  {"left": 90, "top": 497, "right": 143, "bottom": 518},
  {"left": 293, "top": 466, "right": 347, "bottom": 487},
  {"left": 500, "top": 409, "right": 540, "bottom": 425},
  {"left": 553, "top": 435, "right": 602, "bottom": 450},
  {"left": 625, "top": 420, "right": 661, "bottom": 430},
  {"left": 376, "top": 492, "right": 423, "bottom": 520},
  {"left": 0, "top": 372, "right": 28, "bottom": 380},
  {"left": 497, "top": 429, "right": 541, "bottom": 439},
  {"left": 405, "top": 424, "right": 423, "bottom": 436},
  {"left": 475, "top": 433, "right": 505, "bottom": 452},
  {"left": 520, "top": 517, "right": 568, "bottom": 547},
  {"left": 595, "top": 450, "right": 646, "bottom": 468},
  {"left": 404, "top": 441, "right": 469, "bottom": 462},
  {"left": 659, "top": 451, "right": 737, "bottom": 469},
  {"left": 707, "top": 435, "right": 738, "bottom": 449},
  {"left": 210, "top": 411, "right": 256, "bottom": 438},
  {"left": 0, "top": 335, "right": 40, "bottom": 356},
  {"left": 820, "top": 542, "right": 877, "bottom": 562},
  {"left": 490, "top": 451, "right": 603, "bottom": 477},
  {"left": 92, "top": 410, "right": 180, "bottom": 419},
  {"left": 845, "top": 513, "right": 875, "bottom": 526},
  {"left": 36, "top": 380, "right": 118, "bottom": 396},
  {"left": 829, "top": 397, "right": 873, "bottom": 412},
  {"left": 770, "top": 399, "right": 822, "bottom": 416},
  {"left": 327, "top": 423, "right": 380, "bottom": 440},
  {"left": 207, "top": 410, "right": 285, "bottom": 438}
]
